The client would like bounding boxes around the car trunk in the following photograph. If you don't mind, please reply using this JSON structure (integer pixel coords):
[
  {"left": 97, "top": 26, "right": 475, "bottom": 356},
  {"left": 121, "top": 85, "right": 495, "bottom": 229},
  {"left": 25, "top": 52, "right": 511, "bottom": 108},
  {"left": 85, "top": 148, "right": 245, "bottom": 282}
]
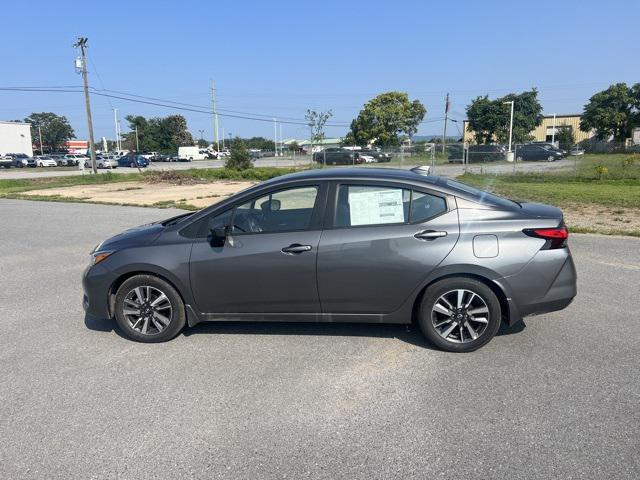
[{"left": 519, "top": 202, "right": 563, "bottom": 220}]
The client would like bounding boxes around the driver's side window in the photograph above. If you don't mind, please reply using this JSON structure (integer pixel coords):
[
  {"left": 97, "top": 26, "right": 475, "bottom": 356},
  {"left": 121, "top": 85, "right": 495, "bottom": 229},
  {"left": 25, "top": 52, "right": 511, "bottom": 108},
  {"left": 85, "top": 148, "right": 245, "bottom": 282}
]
[{"left": 233, "top": 186, "right": 318, "bottom": 234}]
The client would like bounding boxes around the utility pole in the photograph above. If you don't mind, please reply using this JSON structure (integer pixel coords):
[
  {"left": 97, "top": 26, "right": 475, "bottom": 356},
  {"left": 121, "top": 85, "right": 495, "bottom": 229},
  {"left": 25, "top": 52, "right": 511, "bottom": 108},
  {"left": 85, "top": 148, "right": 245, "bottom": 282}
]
[
  {"left": 211, "top": 79, "right": 220, "bottom": 151},
  {"left": 135, "top": 126, "right": 140, "bottom": 151},
  {"left": 113, "top": 108, "right": 120, "bottom": 152},
  {"left": 551, "top": 113, "right": 557, "bottom": 145},
  {"left": 73, "top": 37, "right": 97, "bottom": 174},
  {"left": 273, "top": 118, "right": 278, "bottom": 157},
  {"left": 442, "top": 92, "right": 450, "bottom": 154},
  {"left": 279, "top": 123, "right": 283, "bottom": 157},
  {"left": 37, "top": 125, "right": 44, "bottom": 154}
]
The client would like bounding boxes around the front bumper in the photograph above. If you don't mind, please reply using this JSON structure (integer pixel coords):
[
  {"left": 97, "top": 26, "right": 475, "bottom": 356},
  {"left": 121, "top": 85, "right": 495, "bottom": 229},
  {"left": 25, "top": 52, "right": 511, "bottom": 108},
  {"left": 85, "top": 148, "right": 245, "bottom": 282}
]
[{"left": 82, "top": 263, "right": 115, "bottom": 318}]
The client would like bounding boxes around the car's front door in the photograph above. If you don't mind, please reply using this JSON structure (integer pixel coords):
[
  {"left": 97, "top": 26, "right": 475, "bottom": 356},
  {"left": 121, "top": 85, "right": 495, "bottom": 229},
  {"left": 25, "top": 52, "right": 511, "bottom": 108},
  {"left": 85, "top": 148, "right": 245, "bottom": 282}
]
[
  {"left": 188, "top": 183, "right": 326, "bottom": 314},
  {"left": 317, "top": 182, "right": 459, "bottom": 314}
]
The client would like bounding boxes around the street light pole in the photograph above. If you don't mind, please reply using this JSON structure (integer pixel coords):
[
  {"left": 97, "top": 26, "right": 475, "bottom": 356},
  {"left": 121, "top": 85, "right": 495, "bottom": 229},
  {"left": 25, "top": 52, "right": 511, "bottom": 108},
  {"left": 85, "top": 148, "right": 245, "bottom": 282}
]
[
  {"left": 551, "top": 113, "right": 557, "bottom": 145},
  {"left": 503, "top": 100, "right": 514, "bottom": 153}
]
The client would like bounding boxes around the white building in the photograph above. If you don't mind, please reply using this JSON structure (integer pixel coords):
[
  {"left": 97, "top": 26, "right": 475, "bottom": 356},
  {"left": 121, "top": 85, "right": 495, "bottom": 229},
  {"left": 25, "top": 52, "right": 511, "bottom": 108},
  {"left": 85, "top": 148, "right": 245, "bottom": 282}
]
[{"left": 0, "top": 121, "right": 33, "bottom": 156}]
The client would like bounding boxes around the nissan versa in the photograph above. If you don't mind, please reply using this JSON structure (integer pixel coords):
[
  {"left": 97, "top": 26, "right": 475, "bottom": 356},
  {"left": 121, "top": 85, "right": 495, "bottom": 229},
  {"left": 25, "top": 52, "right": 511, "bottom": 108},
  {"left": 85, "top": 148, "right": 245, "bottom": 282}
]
[{"left": 83, "top": 168, "right": 577, "bottom": 352}]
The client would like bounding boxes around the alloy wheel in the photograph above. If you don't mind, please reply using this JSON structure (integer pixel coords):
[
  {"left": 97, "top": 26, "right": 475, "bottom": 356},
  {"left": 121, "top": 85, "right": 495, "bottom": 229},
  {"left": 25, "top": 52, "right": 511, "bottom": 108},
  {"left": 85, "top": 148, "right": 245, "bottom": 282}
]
[
  {"left": 122, "top": 286, "right": 173, "bottom": 335},
  {"left": 431, "top": 289, "right": 490, "bottom": 344}
]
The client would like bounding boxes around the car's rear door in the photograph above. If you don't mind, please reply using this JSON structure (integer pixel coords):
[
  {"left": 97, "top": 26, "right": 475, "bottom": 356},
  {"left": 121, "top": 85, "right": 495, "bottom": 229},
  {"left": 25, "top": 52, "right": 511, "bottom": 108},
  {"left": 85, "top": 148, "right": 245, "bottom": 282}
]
[
  {"left": 317, "top": 181, "right": 459, "bottom": 314},
  {"left": 188, "top": 182, "right": 327, "bottom": 314}
]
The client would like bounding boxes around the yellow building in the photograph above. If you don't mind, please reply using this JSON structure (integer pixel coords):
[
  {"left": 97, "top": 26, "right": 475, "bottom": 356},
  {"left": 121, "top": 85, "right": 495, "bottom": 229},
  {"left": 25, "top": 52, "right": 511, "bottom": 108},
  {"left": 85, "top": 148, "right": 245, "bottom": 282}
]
[{"left": 463, "top": 114, "right": 594, "bottom": 144}]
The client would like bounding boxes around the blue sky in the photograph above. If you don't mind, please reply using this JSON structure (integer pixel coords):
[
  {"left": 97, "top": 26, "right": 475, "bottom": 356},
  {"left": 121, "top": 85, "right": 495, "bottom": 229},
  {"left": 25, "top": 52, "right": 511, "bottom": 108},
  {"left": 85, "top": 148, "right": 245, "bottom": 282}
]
[{"left": 1, "top": 0, "right": 638, "bottom": 142}]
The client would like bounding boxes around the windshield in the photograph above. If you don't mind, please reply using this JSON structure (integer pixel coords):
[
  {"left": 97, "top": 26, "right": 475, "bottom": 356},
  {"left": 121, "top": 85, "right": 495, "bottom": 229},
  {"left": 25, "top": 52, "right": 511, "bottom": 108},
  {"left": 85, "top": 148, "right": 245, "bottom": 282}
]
[{"left": 445, "top": 179, "right": 520, "bottom": 208}]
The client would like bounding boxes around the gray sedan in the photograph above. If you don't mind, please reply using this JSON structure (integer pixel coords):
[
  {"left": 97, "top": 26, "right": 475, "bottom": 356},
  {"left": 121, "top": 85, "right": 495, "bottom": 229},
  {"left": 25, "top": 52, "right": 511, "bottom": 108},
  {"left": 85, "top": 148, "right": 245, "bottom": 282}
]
[{"left": 83, "top": 168, "right": 577, "bottom": 352}]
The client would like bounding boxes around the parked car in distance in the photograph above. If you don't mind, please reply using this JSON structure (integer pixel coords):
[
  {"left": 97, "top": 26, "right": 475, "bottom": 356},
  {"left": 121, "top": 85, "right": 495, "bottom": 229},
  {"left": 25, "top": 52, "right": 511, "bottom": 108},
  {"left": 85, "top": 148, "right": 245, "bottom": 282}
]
[
  {"left": 569, "top": 147, "right": 585, "bottom": 156},
  {"left": 63, "top": 154, "right": 84, "bottom": 166},
  {"left": 118, "top": 155, "right": 149, "bottom": 168},
  {"left": 177, "top": 146, "right": 204, "bottom": 161},
  {"left": 83, "top": 168, "right": 577, "bottom": 352},
  {"left": 516, "top": 144, "right": 564, "bottom": 162},
  {"left": 7, "top": 153, "right": 31, "bottom": 168},
  {"left": 313, "top": 148, "right": 365, "bottom": 165},
  {"left": 0, "top": 155, "right": 13, "bottom": 168},
  {"left": 530, "top": 142, "right": 567, "bottom": 156},
  {"left": 359, "top": 149, "right": 392, "bottom": 163},
  {"left": 90, "top": 156, "right": 118, "bottom": 169},
  {"left": 467, "top": 145, "right": 507, "bottom": 162},
  {"left": 34, "top": 155, "right": 58, "bottom": 167}
]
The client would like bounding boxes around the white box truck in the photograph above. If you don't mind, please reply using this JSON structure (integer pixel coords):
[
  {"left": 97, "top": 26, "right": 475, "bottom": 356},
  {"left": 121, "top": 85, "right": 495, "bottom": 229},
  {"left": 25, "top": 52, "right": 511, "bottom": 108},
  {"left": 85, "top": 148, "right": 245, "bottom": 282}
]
[{"left": 178, "top": 146, "right": 205, "bottom": 162}]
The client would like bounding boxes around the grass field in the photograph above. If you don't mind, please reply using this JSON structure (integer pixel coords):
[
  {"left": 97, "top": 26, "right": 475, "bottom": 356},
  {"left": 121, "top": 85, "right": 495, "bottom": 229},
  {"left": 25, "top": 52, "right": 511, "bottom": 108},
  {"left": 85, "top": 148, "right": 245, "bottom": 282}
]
[{"left": 459, "top": 153, "right": 640, "bottom": 236}]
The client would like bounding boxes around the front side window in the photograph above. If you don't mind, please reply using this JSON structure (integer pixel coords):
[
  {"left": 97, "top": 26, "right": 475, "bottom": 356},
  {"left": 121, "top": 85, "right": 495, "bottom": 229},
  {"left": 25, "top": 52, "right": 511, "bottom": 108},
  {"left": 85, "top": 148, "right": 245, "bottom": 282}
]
[{"left": 233, "top": 186, "right": 319, "bottom": 233}]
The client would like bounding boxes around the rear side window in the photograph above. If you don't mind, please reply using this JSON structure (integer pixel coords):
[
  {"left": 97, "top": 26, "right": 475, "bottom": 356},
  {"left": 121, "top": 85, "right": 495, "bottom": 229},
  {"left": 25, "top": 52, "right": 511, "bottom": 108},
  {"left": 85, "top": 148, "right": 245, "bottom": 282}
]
[
  {"left": 409, "top": 191, "right": 447, "bottom": 223},
  {"left": 335, "top": 185, "right": 447, "bottom": 227}
]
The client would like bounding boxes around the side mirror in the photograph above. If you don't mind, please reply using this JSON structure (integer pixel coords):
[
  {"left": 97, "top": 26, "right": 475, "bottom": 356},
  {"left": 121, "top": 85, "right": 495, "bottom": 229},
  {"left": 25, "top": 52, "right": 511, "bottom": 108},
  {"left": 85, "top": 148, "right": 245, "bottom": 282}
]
[{"left": 212, "top": 225, "right": 230, "bottom": 239}]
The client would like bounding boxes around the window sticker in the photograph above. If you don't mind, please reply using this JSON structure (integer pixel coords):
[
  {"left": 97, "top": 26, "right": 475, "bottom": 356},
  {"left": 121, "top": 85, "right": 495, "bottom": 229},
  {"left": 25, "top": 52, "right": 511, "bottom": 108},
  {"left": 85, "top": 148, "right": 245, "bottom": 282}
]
[{"left": 348, "top": 188, "right": 404, "bottom": 226}]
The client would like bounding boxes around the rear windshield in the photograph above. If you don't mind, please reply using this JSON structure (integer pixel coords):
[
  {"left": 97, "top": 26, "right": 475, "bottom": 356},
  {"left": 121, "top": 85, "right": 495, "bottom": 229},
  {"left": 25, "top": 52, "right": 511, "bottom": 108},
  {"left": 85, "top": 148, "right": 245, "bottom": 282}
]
[{"left": 444, "top": 179, "right": 519, "bottom": 209}]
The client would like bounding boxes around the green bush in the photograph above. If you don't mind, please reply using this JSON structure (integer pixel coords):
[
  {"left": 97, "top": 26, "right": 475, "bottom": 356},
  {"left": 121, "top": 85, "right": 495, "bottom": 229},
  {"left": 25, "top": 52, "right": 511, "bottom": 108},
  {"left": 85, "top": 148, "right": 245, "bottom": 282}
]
[{"left": 225, "top": 138, "right": 253, "bottom": 170}]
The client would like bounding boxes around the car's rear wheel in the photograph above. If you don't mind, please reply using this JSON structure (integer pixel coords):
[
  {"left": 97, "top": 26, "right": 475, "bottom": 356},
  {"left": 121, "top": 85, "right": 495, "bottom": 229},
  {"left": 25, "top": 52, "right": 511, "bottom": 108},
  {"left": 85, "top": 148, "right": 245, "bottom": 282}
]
[
  {"left": 114, "top": 274, "right": 186, "bottom": 342},
  {"left": 418, "top": 277, "right": 501, "bottom": 352}
]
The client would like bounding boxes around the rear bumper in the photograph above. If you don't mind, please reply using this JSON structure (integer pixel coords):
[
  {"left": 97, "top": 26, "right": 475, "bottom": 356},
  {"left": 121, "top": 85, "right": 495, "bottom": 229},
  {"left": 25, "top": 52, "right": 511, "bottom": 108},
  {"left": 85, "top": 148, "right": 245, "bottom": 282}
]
[{"left": 498, "top": 248, "right": 577, "bottom": 324}]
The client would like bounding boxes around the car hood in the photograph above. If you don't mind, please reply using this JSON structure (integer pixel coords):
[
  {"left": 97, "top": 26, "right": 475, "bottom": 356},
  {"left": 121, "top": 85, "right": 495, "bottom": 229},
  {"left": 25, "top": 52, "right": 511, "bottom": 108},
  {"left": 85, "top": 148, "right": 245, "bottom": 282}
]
[
  {"left": 97, "top": 222, "right": 165, "bottom": 251},
  {"left": 519, "top": 202, "right": 563, "bottom": 220}
]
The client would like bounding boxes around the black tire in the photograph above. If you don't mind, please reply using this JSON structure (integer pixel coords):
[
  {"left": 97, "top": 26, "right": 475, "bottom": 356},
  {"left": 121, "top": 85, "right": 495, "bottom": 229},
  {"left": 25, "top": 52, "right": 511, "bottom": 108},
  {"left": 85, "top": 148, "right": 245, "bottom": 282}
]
[
  {"left": 130, "top": 162, "right": 136, "bottom": 168},
  {"left": 516, "top": 156, "right": 523, "bottom": 162},
  {"left": 418, "top": 277, "right": 501, "bottom": 353},
  {"left": 114, "top": 274, "right": 186, "bottom": 343}
]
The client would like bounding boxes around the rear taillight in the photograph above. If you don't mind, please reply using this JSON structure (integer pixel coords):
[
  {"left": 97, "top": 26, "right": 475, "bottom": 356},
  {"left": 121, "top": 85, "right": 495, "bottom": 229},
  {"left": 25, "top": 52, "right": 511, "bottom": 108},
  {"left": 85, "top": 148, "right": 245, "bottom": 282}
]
[{"left": 523, "top": 226, "right": 568, "bottom": 249}]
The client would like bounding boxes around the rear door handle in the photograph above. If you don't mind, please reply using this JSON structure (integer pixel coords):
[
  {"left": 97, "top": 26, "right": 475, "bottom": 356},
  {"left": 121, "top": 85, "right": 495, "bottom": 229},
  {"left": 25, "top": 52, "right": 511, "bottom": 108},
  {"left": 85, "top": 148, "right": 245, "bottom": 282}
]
[
  {"left": 281, "top": 244, "right": 312, "bottom": 254},
  {"left": 414, "top": 230, "right": 448, "bottom": 240}
]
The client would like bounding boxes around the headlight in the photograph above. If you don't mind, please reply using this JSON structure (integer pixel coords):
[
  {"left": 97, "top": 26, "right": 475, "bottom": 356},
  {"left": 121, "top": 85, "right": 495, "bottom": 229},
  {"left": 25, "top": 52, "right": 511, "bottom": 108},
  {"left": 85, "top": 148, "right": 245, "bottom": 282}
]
[{"left": 89, "top": 250, "right": 115, "bottom": 266}]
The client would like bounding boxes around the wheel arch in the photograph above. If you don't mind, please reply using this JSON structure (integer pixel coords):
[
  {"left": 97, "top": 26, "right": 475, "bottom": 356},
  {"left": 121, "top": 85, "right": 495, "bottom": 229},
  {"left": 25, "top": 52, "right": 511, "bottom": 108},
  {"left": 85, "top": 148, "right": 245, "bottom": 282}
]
[
  {"left": 108, "top": 270, "right": 200, "bottom": 327},
  {"left": 411, "top": 271, "right": 512, "bottom": 326}
]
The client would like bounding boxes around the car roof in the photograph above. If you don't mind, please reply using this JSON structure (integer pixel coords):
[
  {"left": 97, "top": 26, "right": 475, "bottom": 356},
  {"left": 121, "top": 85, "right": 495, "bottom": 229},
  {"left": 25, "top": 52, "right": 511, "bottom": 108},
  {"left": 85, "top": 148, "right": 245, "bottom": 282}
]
[{"left": 261, "top": 167, "right": 450, "bottom": 189}]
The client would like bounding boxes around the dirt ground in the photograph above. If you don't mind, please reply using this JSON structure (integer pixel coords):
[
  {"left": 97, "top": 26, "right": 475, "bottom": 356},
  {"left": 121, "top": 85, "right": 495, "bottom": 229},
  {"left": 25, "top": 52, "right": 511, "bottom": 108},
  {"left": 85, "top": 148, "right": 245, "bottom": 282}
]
[
  {"left": 21, "top": 180, "right": 639, "bottom": 235},
  {"left": 22, "top": 180, "right": 255, "bottom": 209},
  {"left": 562, "top": 203, "right": 640, "bottom": 234}
]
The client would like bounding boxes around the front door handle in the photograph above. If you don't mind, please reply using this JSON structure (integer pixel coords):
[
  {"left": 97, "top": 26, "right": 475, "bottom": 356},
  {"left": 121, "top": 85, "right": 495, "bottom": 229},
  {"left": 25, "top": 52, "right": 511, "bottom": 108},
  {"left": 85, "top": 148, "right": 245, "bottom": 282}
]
[
  {"left": 281, "top": 244, "right": 312, "bottom": 254},
  {"left": 414, "top": 230, "right": 448, "bottom": 240}
]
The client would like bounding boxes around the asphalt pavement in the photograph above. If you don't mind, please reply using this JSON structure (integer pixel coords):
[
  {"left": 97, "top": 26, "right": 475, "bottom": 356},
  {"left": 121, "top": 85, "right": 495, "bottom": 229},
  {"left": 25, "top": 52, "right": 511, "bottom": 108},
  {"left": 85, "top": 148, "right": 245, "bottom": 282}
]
[{"left": 0, "top": 199, "right": 638, "bottom": 479}]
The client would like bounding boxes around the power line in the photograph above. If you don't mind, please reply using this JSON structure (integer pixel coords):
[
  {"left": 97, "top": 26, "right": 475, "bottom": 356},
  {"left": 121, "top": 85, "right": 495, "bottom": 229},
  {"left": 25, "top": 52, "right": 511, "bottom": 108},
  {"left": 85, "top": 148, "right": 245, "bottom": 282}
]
[{"left": 0, "top": 86, "right": 452, "bottom": 127}]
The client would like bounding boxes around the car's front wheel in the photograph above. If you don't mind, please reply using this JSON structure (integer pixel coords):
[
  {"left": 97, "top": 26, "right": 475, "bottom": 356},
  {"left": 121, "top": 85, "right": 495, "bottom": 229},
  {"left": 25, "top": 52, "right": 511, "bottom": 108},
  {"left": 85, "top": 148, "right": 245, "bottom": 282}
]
[
  {"left": 114, "top": 274, "right": 186, "bottom": 342},
  {"left": 547, "top": 155, "right": 555, "bottom": 162},
  {"left": 418, "top": 277, "right": 501, "bottom": 352}
]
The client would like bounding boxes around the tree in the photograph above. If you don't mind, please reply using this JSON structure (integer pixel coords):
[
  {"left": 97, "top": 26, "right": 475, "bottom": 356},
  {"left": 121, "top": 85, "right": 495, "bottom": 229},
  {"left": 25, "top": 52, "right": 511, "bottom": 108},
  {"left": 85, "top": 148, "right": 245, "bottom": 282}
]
[
  {"left": 244, "top": 137, "right": 275, "bottom": 150},
  {"left": 24, "top": 112, "right": 75, "bottom": 152},
  {"left": 344, "top": 92, "right": 426, "bottom": 147},
  {"left": 123, "top": 114, "right": 194, "bottom": 153},
  {"left": 197, "top": 138, "right": 209, "bottom": 148},
  {"left": 465, "top": 89, "right": 543, "bottom": 144},
  {"left": 555, "top": 126, "right": 576, "bottom": 151},
  {"left": 305, "top": 110, "right": 332, "bottom": 153},
  {"left": 225, "top": 137, "right": 252, "bottom": 170},
  {"left": 288, "top": 140, "right": 300, "bottom": 152},
  {"left": 580, "top": 83, "right": 640, "bottom": 142}
]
